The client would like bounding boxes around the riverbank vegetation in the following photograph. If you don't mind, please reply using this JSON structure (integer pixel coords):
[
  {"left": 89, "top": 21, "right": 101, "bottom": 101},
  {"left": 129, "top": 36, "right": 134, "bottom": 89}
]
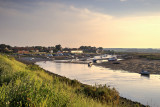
[
  {"left": 137, "top": 53, "right": 160, "bottom": 60},
  {"left": 0, "top": 54, "right": 145, "bottom": 107}
]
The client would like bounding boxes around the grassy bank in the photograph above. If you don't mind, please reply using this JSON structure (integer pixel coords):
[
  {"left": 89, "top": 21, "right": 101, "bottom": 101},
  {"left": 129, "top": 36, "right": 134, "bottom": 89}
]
[{"left": 0, "top": 54, "right": 145, "bottom": 107}]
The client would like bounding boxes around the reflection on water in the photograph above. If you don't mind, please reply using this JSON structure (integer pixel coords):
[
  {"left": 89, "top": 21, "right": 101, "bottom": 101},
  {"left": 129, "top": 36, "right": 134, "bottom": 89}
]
[{"left": 36, "top": 61, "right": 160, "bottom": 107}]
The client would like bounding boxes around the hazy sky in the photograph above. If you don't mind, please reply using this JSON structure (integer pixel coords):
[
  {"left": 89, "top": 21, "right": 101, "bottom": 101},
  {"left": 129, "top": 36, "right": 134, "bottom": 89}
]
[{"left": 1, "top": 0, "right": 160, "bottom": 48}]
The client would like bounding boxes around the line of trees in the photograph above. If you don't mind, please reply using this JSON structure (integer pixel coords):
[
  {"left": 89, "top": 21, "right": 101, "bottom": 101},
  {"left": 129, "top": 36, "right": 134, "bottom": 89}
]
[
  {"left": 79, "top": 46, "right": 103, "bottom": 53},
  {"left": 0, "top": 44, "right": 103, "bottom": 54},
  {"left": 0, "top": 44, "right": 12, "bottom": 53},
  {"left": 0, "top": 44, "right": 63, "bottom": 53}
]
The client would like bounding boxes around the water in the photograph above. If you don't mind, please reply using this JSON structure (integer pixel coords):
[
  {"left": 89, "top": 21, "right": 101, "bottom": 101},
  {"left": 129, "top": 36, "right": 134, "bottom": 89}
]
[{"left": 36, "top": 61, "right": 160, "bottom": 107}]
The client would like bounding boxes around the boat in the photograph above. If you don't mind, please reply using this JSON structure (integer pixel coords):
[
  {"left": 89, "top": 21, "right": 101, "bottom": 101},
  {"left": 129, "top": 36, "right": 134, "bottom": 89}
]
[
  {"left": 140, "top": 70, "right": 150, "bottom": 75},
  {"left": 108, "top": 57, "right": 117, "bottom": 61},
  {"left": 93, "top": 59, "right": 97, "bottom": 63},
  {"left": 88, "top": 62, "right": 93, "bottom": 67},
  {"left": 30, "top": 58, "right": 35, "bottom": 60}
]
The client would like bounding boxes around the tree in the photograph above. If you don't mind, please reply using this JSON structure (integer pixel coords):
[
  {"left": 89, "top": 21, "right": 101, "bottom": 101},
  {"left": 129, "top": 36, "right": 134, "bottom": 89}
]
[
  {"left": 0, "top": 44, "right": 12, "bottom": 53},
  {"left": 98, "top": 47, "right": 103, "bottom": 50},
  {"left": 55, "top": 44, "right": 62, "bottom": 51},
  {"left": 79, "top": 46, "right": 98, "bottom": 53}
]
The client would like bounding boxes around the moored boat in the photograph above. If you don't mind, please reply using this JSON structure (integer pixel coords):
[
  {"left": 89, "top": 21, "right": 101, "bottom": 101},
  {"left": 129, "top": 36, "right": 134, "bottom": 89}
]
[
  {"left": 140, "top": 70, "right": 150, "bottom": 75},
  {"left": 108, "top": 57, "right": 117, "bottom": 61},
  {"left": 93, "top": 59, "right": 97, "bottom": 63},
  {"left": 88, "top": 62, "right": 93, "bottom": 67}
]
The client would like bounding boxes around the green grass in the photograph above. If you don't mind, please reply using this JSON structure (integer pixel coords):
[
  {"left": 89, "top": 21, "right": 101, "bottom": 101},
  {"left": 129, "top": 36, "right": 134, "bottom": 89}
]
[{"left": 0, "top": 54, "right": 145, "bottom": 107}]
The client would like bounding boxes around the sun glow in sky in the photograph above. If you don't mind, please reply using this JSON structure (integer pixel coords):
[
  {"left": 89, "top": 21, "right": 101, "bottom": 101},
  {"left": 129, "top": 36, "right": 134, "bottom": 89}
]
[{"left": 1, "top": 0, "right": 160, "bottom": 48}]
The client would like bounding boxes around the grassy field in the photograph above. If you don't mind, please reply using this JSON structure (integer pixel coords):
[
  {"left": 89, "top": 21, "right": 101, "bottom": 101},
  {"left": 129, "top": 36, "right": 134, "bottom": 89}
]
[{"left": 0, "top": 54, "right": 145, "bottom": 107}]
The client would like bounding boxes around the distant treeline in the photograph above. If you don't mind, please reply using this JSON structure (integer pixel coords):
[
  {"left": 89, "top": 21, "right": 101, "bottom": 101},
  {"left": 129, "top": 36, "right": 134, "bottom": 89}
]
[
  {"left": 0, "top": 44, "right": 103, "bottom": 54},
  {"left": 0, "top": 44, "right": 62, "bottom": 53}
]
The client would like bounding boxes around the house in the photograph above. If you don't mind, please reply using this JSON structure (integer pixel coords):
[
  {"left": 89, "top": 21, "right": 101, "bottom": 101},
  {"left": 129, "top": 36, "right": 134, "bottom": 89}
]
[
  {"left": 63, "top": 48, "right": 70, "bottom": 53},
  {"left": 18, "top": 50, "right": 29, "bottom": 54},
  {"left": 63, "top": 48, "right": 83, "bottom": 54},
  {"left": 56, "top": 51, "right": 63, "bottom": 56},
  {"left": 47, "top": 54, "right": 53, "bottom": 57},
  {"left": 49, "top": 50, "right": 53, "bottom": 53},
  {"left": 70, "top": 49, "right": 83, "bottom": 54},
  {"left": 35, "top": 50, "right": 39, "bottom": 53}
]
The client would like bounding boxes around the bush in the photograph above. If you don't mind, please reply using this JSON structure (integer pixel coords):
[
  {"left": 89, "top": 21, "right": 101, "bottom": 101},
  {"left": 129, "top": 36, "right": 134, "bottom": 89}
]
[
  {"left": 27, "top": 64, "right": 43, "bottom": 71},
  {"left": 80, "top": 85, "right": 119, "bottom": 104}
]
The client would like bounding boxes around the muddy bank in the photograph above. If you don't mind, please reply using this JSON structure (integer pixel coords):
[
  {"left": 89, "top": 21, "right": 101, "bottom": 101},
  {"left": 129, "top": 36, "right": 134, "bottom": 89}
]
[
  {"left": 96, "top": 58, "right": 160, "bottom": 74},
  {"left": 16, "top": 57, "right": 53, "bottom": 64},
  {"left": 17, "top": 56, "right": 160, "bottom": 74}
]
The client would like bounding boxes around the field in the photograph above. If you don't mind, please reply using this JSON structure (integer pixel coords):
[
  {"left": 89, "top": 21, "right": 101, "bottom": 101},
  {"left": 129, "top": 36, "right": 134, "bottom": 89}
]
[{"left": 0, "top": 54, "right": 144, "bottom": 107}]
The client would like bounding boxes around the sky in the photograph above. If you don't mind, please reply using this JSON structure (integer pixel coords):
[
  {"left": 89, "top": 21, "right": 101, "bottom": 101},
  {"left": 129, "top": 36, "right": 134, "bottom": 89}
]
[{"left": 0, "top": 0, "right": 160, "bottom": 48}]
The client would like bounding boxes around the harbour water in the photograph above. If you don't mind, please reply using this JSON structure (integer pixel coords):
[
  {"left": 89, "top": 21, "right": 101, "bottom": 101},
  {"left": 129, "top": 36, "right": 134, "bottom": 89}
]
[{"left": 36, "top": 61, "right": 160, "bottom": 107}]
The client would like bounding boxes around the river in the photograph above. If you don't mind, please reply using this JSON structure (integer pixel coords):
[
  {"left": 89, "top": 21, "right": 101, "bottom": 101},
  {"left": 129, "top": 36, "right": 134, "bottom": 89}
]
[{"left": 36, "top": 61, "right": 160, "bottom": 107}]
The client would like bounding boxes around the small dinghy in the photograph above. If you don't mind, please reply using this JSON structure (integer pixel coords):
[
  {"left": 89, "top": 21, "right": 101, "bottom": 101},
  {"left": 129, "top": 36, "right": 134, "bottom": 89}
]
[
  {"left": 93, "top": 59, "right": 97, "bottom": 63},
  {"left": 108, "top": 57, "right": 117, "bottom": 61},
  {"left": 140, "top": 70, "right": 150, "bottom": 75}
]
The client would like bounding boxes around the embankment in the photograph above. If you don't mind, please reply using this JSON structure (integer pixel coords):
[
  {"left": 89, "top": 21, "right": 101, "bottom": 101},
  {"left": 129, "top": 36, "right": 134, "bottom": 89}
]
[{"left": 0, "top": 54, "right": 146, "bottom": 107}]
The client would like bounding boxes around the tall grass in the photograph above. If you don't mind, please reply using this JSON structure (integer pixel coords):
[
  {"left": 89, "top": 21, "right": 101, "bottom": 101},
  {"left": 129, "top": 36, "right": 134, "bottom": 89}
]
[
  {"left": 0, "top": 54, "right": 144, "bottom": 107},
  {"left": 0, "top": 54, "right": 109, "bottom": 107}
]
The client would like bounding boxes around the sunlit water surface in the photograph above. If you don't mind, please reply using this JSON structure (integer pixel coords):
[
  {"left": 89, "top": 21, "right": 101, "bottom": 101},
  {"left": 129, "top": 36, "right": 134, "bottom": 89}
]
[{"left": 36, "top": 61, "right": 160, "bottom": 107}]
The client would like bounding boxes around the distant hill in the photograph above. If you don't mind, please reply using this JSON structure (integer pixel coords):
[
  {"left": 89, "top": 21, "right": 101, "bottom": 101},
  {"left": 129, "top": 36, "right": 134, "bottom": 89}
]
[{"left": 104, "top": 48, "right": 160, "bottom": 53}]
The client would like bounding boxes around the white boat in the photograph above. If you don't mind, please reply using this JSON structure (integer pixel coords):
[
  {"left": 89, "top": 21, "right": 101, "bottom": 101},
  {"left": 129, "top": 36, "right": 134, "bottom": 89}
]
[
  {"left": 108, "top": 57, "right": 117, "bottom": 61},
  {"left": 140, "top": 70, "right": 150, "bottom": 75}
]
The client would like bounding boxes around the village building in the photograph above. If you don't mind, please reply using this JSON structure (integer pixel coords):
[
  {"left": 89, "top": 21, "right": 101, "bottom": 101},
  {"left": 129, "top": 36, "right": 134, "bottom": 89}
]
[
  {"left": 56, "top": 51, "right": 63, "bottom": 56},
  {"left": 70, "top": 49, "right": 83, "bottom": 54},
  {"left": 49, "top": 50, "right": 53, "bottom": 53},
  {"left": 63, "top": 48, "right": 83, "bottom": 54},
  {"left": 17, "top": 50, "right": 29, "bottom": 54}
]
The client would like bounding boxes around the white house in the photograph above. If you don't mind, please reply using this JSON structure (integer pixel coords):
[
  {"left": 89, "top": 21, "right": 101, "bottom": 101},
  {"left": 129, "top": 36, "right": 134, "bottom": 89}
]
[{"left": 70, "top": 50, "right": 83, "bottom": 54}]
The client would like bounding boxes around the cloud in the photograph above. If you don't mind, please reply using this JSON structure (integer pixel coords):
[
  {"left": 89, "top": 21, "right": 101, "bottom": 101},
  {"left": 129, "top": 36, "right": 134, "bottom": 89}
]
[
  {"left": 0, "top": 1, "right": 115, "bottom": 47},
  {"left": 120, "top": 0, "right": 127, "bottom": 2},
  {"left": 1, "top": 1, "right": 160, "bottom": 48}
]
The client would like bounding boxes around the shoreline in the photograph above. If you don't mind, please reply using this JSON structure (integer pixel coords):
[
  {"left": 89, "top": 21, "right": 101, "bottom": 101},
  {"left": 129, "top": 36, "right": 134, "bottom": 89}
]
[
  {"left": 17, "top": 56, "right": 160, "bottom": 75},
  {"left": 95, "top": 58, "right": 160, "bottom": 74},
  {"left": 17, "top": 57, "right": 147, "bottom": 106},
  {"left": 43, "top": 69, "right": 146, "bottom": 107}
]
